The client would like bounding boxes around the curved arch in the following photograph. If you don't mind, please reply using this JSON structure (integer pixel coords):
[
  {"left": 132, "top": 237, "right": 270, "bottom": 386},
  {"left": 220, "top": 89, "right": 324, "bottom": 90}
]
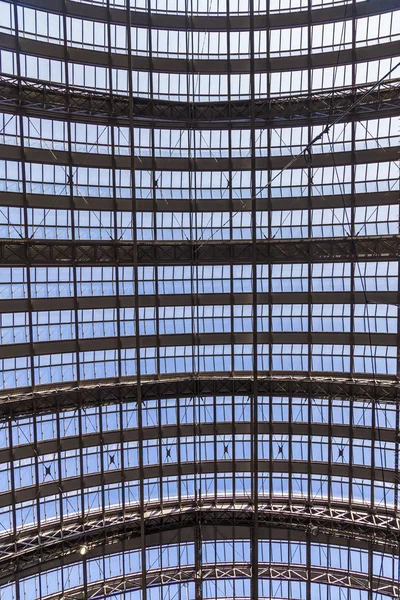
[
  {"left": 0, "top": 74, "right": 398, "bottom": 128},
  {"left": 12, "top": 0, "right": 399, "bottom": 28},
  {"left": 0, "top": 374, "right": 398, "bottom": 417},
  {"left": 1, "top": 503, "right": 398, "bottom": 587},
  {"left": 1, "top": 421, "right": 397, "bottom": 459},
  {"left": 6, "top": 32, "right": 399, "bottom": 72},
  {"left": 1, "top": 234, "right": 399, "bottom": 270},
  {"left": 14, "top": 564, "right": 400, "bottom": 600}
]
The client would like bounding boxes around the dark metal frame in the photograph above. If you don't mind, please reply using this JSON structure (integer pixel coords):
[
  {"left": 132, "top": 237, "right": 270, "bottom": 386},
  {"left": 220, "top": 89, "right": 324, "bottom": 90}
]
[
  {"left": 0, "top": 0, "right": 399, "bottom": 597},
  {"left": 0, "top": 74, "right": 399, "bottom": 128},
  {"left": 1, "top": 503, "right": 399, "bottom": 590},
  {"left": 0, "top": 234, "right": 399, "bottom": 265},
  {"left": 0, "top": 374, "right": 399, "bottom": 417}
]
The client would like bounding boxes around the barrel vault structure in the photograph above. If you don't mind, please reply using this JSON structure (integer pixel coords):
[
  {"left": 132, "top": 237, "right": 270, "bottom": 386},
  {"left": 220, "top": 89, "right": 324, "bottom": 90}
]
[{"left": 0, "top": 0, "right": 399, "bottom": 599}]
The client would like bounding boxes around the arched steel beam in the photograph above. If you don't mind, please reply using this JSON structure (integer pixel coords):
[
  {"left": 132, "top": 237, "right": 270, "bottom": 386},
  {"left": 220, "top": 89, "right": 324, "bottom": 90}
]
[
  {"left": 0, "top": 374, "right": 398, "bottom": 417},
  {"left": 0, "top": 75, "right": 398, "bottom": 129},
  {"left": 14, "top": 0, "right": 399, "bottom": 29},
  {"left": 1, "top": 330, "right": 395, "bottom": 362},
  {"left": 1, "top": 143, "right": 395, "bottom": 172},
  {"left": 1, "top": 501, "right": 398, "bottom": 587},
  {"left": 0, "top": 191, "right": 397, "bottom": 213},
  {"left": 4, "top": 32, "right": 398, "bottom": 73},
  {"left": 0, "top": 461, "right": 396, "bottom": 512},
  {"left": 1, "top": 421, "right": 396, "bottom": 463},
  {"left": 25, "top": 564, "right": 399, "bottom": 600},
  {"left": 0, "top": 290, "right": 396, "bottom": 316},
  {"left": 1, "top": 234, "right": 399, "bottom": 267}
]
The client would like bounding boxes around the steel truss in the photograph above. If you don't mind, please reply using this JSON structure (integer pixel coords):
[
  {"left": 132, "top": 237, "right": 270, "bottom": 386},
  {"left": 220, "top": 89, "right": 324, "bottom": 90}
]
[
  {"left": 0, "top": 374, "right": 398, "bottom": 418},
  {"left": 0, "top": 234, "right": 399, "bottom": 266},
  {"left": 1, "top": 501, "right": 398, "bottom": 588},
  {"left": 28, "top": 565, "right": 399, "bottom": 600},
  {"left": 0, "top": 74, "right": 399, "bottom": 128}
]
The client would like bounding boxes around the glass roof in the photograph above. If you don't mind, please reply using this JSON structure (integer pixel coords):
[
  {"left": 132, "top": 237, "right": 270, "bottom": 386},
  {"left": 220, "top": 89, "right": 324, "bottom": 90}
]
[{"left": 0, "top": 0, "right": 398, "bottom": 598}]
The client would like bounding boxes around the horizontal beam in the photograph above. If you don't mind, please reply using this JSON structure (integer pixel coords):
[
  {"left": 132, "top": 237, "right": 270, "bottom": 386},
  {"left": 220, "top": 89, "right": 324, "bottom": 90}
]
[
  {"left": 15, "top": 0, "right": 399, "bottom": 29},
  {"left": 0, "top": 330, "right": 396, "bottom": 360},
  {"left": 2, "top": 421, "right": 396, "bottom": 464},
  {"left": 1, "top": 460, "right": 396, "bottom": 511},
  {"left": 0, "top": 291, "right": 395, "bottom": 314},
  {"left": 0, "top": 374, "right": 398, "bottom": 417},
  {"left": 1, "top": 143, "right": 395, "bottom": 171},
  {"left": 0, "top": 191, "right": 397, "bottom": 213},
  {"left": 1, "top": 501, "right": 398, "bottom": 586},
  {"left": 0, "top": 75, "right": 398, "bottom": 128},
  {"left": 1, "top": 234, "right": 399, "bottom": 265},
  {"left": 7, "top": 32, "right": 398, "bottom": 74}
]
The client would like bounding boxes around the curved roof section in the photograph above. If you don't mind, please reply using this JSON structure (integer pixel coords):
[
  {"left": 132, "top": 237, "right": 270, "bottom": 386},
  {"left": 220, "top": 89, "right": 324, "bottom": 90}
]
[
  {"left": 0, "top": 0, "right": 399, "bottom": 599},
  {"left": 21, "top": 0, "right": 399, "bottom": 24}
]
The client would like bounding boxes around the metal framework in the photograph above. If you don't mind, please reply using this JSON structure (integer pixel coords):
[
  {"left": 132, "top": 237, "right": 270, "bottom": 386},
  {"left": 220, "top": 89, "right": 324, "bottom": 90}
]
[
  {"left": 0, "top": 503, "right": 399, "bottom": 586},
  {"left": 0, "top": 0, "right": 398, "bottom": 599},
  {"left": 0, "top": 73, "right": 398, "bottom": 128},
  {"left": 0, "top": 374, "right": 399, "bottom": 416},
  {"left": 0, "top": 234, "right": 399, "bottom": 265}
]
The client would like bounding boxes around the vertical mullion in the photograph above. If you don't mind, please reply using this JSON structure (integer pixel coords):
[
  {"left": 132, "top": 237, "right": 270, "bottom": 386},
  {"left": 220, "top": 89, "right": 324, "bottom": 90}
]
[
  {"left": 186, "top": 1, "right": 202, "bottom": 599},
  {"left": 147, "top": 0, "right": 164, "bottom": 564},
  {"left": 353, "top": 3, "right": 372, "bottom": 598},
  {"left": 98, "top": 402, "right": 108, "bottom": 583},
  {"left": 106, "top": 1, "right": 122, "bottom": 382},
  {"left": 8, "top": 417, "right": 20, "bottom": 600},
  {"left": 306, "top": 3, "right": 313, "bottom": 599},
  {"left": 350, "top": 6, "right": 358, "bottom": 590},
  {"left": 60, "top": 1, "right": 80, "bottom": 393},
  {"left": 61, "top": 7, "right": 87, "bottom": 586},
  {"left": 32, "top": 406, "right": 42, "bottom": 585},
  {"left": 12, "top": 2, "right": 34, "bottom": 392},
  {"left": 265, "top": 4, "right": 273, "bottom": 599},
  {"left": 395, "top": 383, "right": 400, "bottom": 594},
  {"left": 249, "top": 3, "right": 258, "bottom": 600},
  {"left": 11, "top": 7, "right": 39, "bottom": 592},
  {"left": 78, "top": 405, "right": 89, "bottom": 598},
  {"left": 395, "top": 161, "right": 400, "bottom": 599},
  {"left": 55, "top": 397, "right": 66, "bottom": 598},
  {"left": 125, "top": 4, "right": 146, "bottom": 600},
  {"left": 147, "top": 1, "right": 160, "bottom": 383},
  {"left": 106, "top": 0, "right": 127, "bottom": 565},
  {"left": 226, "top": 0, "right": 236, "bottom": 506}
]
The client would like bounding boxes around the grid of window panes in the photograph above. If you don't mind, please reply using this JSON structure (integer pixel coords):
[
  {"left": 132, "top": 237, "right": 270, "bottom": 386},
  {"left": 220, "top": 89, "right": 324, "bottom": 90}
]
[
  {"left": 0, "top": 258, "right": 398, "bottom": 387},
  {"left": 0, "top": 51, "right": 398, "bottom": 100},
  {"left": 1, "top": 2, "right": 399, "bottom": 58},
  {"left": 0, "top": 0, "right": 399, "bottom": 599},
  {"left": 0, "top": 0, "right": 399, "bottom": 100},
  {"left": 0, "top": 393, "right": 398, "bottom": 598}
]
